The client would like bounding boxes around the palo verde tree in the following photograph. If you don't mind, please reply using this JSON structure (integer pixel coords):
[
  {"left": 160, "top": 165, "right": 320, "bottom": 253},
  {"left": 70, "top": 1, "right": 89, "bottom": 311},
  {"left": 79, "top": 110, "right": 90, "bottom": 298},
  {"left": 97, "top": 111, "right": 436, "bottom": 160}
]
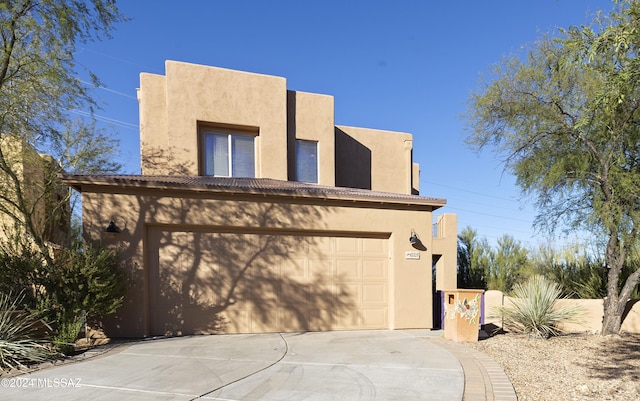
[
  {"left": 466, "top": 0, "right": 640, "bottom": 335},
  {"left": 0, "top": 1, "right": 124, "bottom": 258}
]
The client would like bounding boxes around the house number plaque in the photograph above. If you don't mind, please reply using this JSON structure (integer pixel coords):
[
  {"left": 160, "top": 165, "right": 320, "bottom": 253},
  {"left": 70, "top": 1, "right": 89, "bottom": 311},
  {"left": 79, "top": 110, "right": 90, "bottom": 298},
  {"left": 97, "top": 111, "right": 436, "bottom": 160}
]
[{"left": 405, "top": 251, "right": 420, "bottom": 260}]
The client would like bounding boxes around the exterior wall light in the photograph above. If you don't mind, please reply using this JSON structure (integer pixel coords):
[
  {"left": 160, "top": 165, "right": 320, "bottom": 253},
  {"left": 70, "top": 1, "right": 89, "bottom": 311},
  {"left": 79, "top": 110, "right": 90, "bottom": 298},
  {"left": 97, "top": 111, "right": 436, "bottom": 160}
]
[
  {"left": 409, "top": 229, "right": 419, "bottom": 245},
  {"left": 105, "top": 220, "right": 122, "bottom": 234},
  {"left": 409, "top": 228, "right": 427, "bottom": 251}
]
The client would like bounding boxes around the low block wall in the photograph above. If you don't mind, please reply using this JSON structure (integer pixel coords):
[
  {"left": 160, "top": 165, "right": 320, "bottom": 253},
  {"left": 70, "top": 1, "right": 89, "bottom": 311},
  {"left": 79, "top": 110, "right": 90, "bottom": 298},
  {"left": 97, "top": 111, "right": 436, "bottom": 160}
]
[{"left": 483, "top": 290, "right": 640, "bottom": 334}]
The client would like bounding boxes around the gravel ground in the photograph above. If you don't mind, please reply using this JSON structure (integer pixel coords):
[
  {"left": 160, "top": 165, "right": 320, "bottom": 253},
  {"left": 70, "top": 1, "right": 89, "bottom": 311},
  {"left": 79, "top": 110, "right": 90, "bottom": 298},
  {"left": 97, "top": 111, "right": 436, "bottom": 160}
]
[{"left": 469, "top": 332, "right": 640, "bottom": 401}]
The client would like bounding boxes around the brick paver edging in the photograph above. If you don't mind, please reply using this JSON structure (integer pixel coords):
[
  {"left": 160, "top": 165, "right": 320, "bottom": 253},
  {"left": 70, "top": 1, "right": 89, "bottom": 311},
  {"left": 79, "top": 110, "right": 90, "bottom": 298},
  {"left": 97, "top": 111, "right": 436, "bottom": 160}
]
[{"left": 431, "top": 338, "right": 518, "bottom": 401}]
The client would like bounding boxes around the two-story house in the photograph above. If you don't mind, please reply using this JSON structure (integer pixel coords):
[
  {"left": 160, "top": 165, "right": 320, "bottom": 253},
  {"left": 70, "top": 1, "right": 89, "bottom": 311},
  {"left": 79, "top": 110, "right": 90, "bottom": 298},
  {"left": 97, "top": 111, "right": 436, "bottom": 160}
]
[{"left": 62, "top": 61, "right": 457, "bottom": 337}]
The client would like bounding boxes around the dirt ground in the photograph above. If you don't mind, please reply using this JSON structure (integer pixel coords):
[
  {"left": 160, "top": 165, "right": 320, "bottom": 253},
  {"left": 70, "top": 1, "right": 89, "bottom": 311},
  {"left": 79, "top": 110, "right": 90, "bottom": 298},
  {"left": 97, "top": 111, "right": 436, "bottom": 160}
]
[{"left": 469, "top": 332, "right": 640, "bottom": 401}]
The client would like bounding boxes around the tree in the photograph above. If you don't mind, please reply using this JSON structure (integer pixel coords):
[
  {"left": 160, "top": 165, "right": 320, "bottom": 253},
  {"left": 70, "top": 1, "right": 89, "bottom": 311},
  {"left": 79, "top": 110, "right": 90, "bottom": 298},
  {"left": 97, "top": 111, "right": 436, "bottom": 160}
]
[
  {"left": 489, "top": 235, "right": 531, "bottom": 292},
  {"left": 530, "top": 242, "right": 609, "bottom": 299},
  {"left": 0, "top": 1, "right": 124, "bottom": 257},
  {"left": 0, "top": 1, "right": 126, "bottom": 352},
  {"left": 457, "top": 228, "right": 530, "bottom": 292},
  {"left": 466, "top": 0, "right": 640, "bottom": 334},
  {"left": 457, "top": 226, "right": 490, "bottom": 289}
]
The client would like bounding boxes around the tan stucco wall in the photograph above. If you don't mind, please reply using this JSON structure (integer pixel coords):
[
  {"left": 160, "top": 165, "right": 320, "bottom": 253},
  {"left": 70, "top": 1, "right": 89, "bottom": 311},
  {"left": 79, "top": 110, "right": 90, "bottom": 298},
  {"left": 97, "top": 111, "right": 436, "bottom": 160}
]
[
  {"left": 432, "top": 214, "right": 458, "bottom": 291},
  {"left": 336, "top": 125, "right": 413, "bottom": 195},
  {"left": 484, "top": 290, "right": 640, "bottom": 334},
  {"left": 138, "top": 61, "right": 421, "bottom": 195},
  {"left": 82, "top": 187, "right": 437, "bottom": 337},
  {"left": 139, "top": 73, "right": 169, "bottom": 175},
  {"left": 412, "top": 163, "right": 420, "bottom": 195},
  {"left": 0, "top": 137, "right": 69, "bottom": 245},
  {"left": 139, "top": 61, "right": 288, "bottom": 179},
  {"left": 286, "top": 90, "right": 335, "bottom": 186}
]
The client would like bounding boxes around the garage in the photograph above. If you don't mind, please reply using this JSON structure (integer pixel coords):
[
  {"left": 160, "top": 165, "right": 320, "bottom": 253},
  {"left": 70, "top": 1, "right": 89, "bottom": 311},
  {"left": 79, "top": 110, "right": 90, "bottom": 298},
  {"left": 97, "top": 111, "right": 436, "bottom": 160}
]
[{"left": 147, "top": 228, "right": 390, "bottom": 335}]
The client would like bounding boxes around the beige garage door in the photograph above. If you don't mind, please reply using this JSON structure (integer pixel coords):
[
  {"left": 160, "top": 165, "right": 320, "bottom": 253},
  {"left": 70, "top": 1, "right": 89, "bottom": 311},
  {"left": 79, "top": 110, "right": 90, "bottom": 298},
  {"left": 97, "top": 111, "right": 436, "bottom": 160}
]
[{"left": 147, "top": 229, "right": 389, "bottom": 335}]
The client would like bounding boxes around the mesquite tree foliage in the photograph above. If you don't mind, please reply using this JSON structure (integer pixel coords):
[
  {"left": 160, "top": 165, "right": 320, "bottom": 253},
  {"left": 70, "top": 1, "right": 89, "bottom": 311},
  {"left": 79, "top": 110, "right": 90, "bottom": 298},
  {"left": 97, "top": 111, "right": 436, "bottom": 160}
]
[
  {"left": 0, "top": 0, "right": 124, "bottom": 256},
  {"left": 466, "top": 0, "right": 640, "bottom": 335}
]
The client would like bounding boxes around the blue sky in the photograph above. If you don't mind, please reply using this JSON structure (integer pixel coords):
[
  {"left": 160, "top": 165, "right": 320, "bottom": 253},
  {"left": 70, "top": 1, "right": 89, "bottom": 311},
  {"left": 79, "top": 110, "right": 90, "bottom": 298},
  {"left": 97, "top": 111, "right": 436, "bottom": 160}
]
[{"left": 74, "top": 0, "right": 614, "bottom": 249}]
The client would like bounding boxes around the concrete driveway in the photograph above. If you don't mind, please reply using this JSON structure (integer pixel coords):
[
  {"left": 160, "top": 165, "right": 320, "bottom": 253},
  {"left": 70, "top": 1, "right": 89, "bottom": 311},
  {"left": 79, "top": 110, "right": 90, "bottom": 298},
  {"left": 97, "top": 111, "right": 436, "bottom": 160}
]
[{"left": 1, "top": 330, "right": 463, "bottom": 401}]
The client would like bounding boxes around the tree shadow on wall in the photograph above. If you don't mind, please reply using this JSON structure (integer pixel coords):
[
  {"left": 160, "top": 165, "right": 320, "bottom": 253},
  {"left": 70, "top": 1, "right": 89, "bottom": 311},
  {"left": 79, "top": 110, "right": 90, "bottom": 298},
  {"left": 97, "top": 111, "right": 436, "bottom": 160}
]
[
  {"left": 140, "top": 146, "right": 194, "bottom": 175},
  {"left": 93, "top": 191, "right": 358, "bottom": 336},
  {"left": 148, "top": 204, "right": 356, "bottom": 335},
  {"left": 151, "top": 231, "right": 356, "bottom": 335}
]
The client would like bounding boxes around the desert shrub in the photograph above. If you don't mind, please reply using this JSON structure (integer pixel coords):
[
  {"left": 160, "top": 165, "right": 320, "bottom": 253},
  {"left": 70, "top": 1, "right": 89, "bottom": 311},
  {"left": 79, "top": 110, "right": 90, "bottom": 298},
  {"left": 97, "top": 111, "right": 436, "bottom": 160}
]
[
  {"left": 47, "top": 245, "right": 126, "bottom": 322},
  {"left": 0, "top": 241, "right": 127, "bottom": 355},
  {"left": 0, "top": 293, "right": 58, "bottom": 370},
  {"left": 530, "top": 243, "right": 640, "bottom": 299},
  {"left": 541, "top": 257, "right": 607, "bottom": 299},
  {"left": 52, "top": 318, "right": 84, "bottom": 355},
  {"left": 495, "top": 275, "right": 583, "bottom": 338},
  {"left": 0, "top": 249, "right": 43, "bottom": 308},
  {"left": 43, "top": 245, "right": 126, "bottom": 353}
]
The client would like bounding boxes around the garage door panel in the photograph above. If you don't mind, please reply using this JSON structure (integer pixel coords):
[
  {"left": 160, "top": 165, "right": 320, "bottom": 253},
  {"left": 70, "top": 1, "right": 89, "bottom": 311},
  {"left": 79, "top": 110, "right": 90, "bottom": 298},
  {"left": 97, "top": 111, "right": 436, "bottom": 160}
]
[
  {"left": 308, "top": 307, "right": 334, "bottom": 331},
  {"left": 311, "top": 236, "right": 333, "bottom": 255},
  {"left": 362, "top": 259, "right": 387, "bottom": 279},
  {"left": 362, "top": 284, "right": 386, "bottom": 303},
  {"left": 336, "top": 259, "right": 361, "bottom": 280},
  {"left": 334, "top": 308, "right": 361, "bottom": 329},
  {"left": 362, "top": 308, "right": 387, "bottom": 328},
  {"left": 251, "top": 308, "right": 279, "bottom": 332},
  {"left": 336, "top": 237, "right": 360, "bottom": 255},
  {"left": 277, "top": 281, "right": 311, "bottom": 306},
  {"left": 150, "top": 230, "right": 389, "bottom": 335},
  {"left": 192, "top": 264, "right": 222, "bottom": 304},
  {"left": 309, "top": 258, "right": 333, "bottom": 279},
  {"left": 362, "top": 237, "right": 388, "bottom": 256},
  {"left": 280, "top": 257, "right": 307, "bottom": 280},
  {"left": 277, "top": 307, "right": 308, "bottom": 331},
  {"left": 223, "top": 309, "right": 250, "bottom": 333},
  {"left": 251, "top": 280, "right": 280, "bottom": 305},
  {"left": 342, "top": 283, "right": 361, "bottom": 303}
]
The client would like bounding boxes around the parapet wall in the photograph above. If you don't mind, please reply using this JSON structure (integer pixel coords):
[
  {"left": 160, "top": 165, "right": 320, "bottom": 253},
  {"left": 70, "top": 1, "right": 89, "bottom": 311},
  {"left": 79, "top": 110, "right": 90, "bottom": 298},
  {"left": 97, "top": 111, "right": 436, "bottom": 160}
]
[{"left": 483, "top": 290, "right": 640, "bottom": 334}]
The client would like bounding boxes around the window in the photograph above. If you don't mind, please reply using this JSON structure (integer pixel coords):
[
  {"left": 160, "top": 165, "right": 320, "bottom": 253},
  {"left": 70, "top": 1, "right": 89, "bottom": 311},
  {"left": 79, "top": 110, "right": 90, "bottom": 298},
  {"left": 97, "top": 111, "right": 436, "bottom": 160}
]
[
  {"left": 296, "top": 140, "right": 318, "bottom": 183},
  {"left": 202, "top": 130, "right": 255, "bottom": 177}
]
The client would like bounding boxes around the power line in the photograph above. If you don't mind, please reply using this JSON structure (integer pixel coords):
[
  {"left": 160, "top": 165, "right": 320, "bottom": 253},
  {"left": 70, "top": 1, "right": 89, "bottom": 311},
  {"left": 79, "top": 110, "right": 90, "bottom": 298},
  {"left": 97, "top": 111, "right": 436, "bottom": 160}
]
[
  {"left": 79, "top": 79, "right": 137, "bottom": 100},
  {"left": 423, "top": 180, "right": 521, "bottom": 203},
  {"left": 444, "top": 206, "right": 533, "bottom": 224},
  {"left": 77, "top": 47, "right": 153, "bottom": 70},
  {"left": 442, "top": 194, "right": 529, "bottom": 214},
  {"left": 69, "top": 109, "right": 139, "bottom": 131}
]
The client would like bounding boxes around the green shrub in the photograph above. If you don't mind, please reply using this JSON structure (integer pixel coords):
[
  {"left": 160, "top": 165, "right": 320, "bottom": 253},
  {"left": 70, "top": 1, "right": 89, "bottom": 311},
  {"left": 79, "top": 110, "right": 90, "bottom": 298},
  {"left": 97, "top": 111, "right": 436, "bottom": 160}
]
[
  {"left": 495, "top": 275, "right": 583, "bottom": 338},
  {"left": 0, "top": 241, "right": 127, "bottom": 355},
  {"left": 0, "top": 293, "right": 58, "bottom": 371},
  {"left": 0, "top": 249, "right": 43, "bottom": 309},
  {"left": 44, "top": 245, "right": 127, "bottom": 354},
  {"left": 52, "top": 318, "right": 84, "bottom": 356},
  {"left": 47, "top": 245, "right": 127, "bottom": 323}
]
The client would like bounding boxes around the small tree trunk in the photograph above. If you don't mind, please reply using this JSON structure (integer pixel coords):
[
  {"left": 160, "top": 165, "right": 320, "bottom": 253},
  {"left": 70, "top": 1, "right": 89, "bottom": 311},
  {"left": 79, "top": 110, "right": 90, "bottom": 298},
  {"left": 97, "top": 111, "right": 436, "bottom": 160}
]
[
  {"left": 601, "top": 297, "right": 623, "bottom": 335},
  {"left": 601, "top": 232, "right": 626, "bottom": 336},
  {"left": 603, "top": 263, "right": 640, "bottom": 335}
]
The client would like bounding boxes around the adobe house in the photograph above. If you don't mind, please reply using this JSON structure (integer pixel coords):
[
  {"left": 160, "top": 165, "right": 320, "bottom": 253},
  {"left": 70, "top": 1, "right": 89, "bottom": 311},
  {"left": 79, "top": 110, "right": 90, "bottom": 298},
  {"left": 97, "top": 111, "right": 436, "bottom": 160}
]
[
  {"left": 0, "top": 136, "right": 70, "bottom": 248},
  {"left": 62, "top": 61, "right": 457, "bottom": 337}
]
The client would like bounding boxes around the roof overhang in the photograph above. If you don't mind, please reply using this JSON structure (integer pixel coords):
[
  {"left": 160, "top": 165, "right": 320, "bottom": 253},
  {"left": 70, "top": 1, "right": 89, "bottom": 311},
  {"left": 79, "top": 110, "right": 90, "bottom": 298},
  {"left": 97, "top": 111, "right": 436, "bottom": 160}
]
[{"left": 60, "top": 174, "right": 447, "bottom": 210}]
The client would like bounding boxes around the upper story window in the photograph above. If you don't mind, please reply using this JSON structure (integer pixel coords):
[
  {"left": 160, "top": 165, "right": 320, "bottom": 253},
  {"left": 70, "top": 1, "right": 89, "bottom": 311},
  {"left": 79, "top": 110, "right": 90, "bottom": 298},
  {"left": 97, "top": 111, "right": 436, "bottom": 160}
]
[
  {"left": 201, "top": 128, "right": 256, "bottom": 177},
  {"left": 296, "top": 140, "right": 318, "bottom": 183}
]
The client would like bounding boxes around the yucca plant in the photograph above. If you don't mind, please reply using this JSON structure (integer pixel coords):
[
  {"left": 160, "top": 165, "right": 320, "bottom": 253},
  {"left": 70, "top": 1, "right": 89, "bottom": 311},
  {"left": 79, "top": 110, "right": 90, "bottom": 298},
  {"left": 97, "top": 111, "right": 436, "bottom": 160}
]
[
  {"left": 494, "top": 275, "right": 583, "bottom": 338},
  {"left": 0, "top": 292, "right": 58, "bottom": 371}
]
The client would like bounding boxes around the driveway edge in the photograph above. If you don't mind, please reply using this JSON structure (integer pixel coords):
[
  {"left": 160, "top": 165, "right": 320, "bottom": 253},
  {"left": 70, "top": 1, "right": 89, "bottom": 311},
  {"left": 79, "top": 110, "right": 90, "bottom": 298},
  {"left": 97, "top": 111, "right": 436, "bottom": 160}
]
[{"left": 431, "top": 338, "right": 518, "bottom": 401}]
